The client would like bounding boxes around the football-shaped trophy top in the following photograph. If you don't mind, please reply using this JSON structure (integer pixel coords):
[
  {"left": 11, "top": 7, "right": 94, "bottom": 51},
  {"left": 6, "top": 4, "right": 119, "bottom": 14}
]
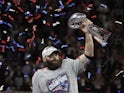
[{"left": 68, "top": 12, "right": 86, "bottom": 29}]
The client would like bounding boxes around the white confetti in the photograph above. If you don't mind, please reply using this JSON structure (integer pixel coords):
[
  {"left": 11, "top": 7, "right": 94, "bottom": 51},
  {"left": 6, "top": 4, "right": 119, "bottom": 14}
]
[
  {"left": 9, "top": 8, "right": 16, "bottom": 12},
  {"left": 0, "top": 85, "right": 4, "bottom": 91},
  {"left": 115, "top": 21, "right": 122, "bottom": 25},
  {"left": 116, "top": 70, "right": 124, "bottom": 76}
]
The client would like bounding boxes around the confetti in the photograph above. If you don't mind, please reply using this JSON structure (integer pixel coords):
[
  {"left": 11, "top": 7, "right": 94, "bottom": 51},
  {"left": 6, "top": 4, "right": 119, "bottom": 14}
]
[
  {"left": 66, "top": 0, "right": 73, "bottom": 5},
  {"left": 9, "top": 8, "right": 16, "bottom": 12},
  {"left": 18, "top": 32, "right": 25, "bottom": 36},
  {"left": 52, "top": 21, "right": 60, "bottom": 26},
  {"left": 24, "top": 11, "right": 33, "bottom": 17},
  {"left": 59, "top": 0, "right": 64, "bottom": 8},
  {"left": 35, "top": 5, "right": 40, "bottom": 13},
  {"left": 88, "top": 72, "right": 91, "bottom": 79},
  {"left": 4, "top": 2, "right": 11, "bottom": 12},
  {"left": 6, "top": 45, "right": 15, "bottom": 52},
  {"left": 115, "top": 70, "right": 124, "bottom": 76},
  {"left": 87, "top": 7, "right": 92, "bottom": 11},
  {"left": 54, "top": 39, "right": 61, "bottom": 45},
  {"left": 0, "top": 21, "right": 13, "bottom": 28},
  {"left": 61, "top": 44, "right": 68, "bottom": 48},
  {"left": 115, "top": 21, "right": 123, "bottom": 25},
  {"left": 0, "top": 85, "right": 4, "bottom": 91},
  {"left": 101, "top": 42, "right": 108, "bottom": 47},
  {"left": 42, "top": 10, "right": 48, "bottom": 14},
  {"left": 0, "top": 0, "right": 115, "bottom": 65},
  {"left": 41, "top": 38, "right": 44, "bottom": 44},
  {"left": 77, "top": 37, "right": 84, "bottom": 40},
  {"left": 68, "top": 3, "right": 75, "bottom": 7},
  {"left": 0, "top": 62, "right": 2, "bottom": 66},
  {"left": 30, "top": 0, "right": 37, "bottom": 3},
  {"left": 54, "top": 12, "right": 66, "bottom": 17},
  {"left": 100, "top": 3, "right": 107, "bottom": 9},
  {"left": 12, "top": 41, "right": 24, "bottom": 48},
  {"left": 48, "top": 36, "right": 56, "bottom": 40}
]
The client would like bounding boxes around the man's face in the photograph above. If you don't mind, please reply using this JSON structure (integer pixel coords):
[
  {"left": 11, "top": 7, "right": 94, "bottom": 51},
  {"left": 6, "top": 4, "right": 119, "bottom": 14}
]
[{"left": 44, "top": 51, "right": 62, "bottom": 70}]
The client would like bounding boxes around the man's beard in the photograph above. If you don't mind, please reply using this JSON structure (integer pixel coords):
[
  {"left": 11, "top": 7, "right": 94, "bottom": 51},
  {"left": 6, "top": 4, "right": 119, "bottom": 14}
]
[{"left": 44, "top": 59, "right": 62, "bottom": 70}]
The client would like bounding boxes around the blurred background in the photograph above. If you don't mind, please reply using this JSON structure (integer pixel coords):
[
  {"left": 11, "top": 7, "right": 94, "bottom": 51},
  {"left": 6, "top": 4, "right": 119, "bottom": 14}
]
[{"left": 0, "top": 0, "right": 124, "bottom": 93}]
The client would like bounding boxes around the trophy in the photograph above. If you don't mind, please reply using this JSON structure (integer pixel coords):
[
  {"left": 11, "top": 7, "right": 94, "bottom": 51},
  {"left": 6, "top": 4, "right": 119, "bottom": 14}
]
[{"left": 68, "top": 12, "right": 112, "bottom": 46}]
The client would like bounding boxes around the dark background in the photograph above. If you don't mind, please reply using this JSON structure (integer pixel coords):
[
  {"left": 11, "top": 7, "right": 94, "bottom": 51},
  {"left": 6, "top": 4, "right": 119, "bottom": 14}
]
[{"left": 0, "top": 0, "right": 124, "bottom": 92}]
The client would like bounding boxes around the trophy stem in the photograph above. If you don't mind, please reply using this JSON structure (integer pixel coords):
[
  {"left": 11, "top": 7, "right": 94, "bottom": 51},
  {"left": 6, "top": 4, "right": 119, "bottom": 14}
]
[{"left": 87, "top": 24, "right": 112, "bottom": 45}]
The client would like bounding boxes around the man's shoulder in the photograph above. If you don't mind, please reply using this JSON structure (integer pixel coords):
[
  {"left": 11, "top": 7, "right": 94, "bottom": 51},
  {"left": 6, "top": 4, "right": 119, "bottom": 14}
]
[
  {"left": 33, "top": 68, "right": 48, "bottom": 78},
  {"left": 63, "top": 57, "right": 74, "bottom": 62},
  {"left": 62, "top": 57, "right": 75, "bottom": 66}
]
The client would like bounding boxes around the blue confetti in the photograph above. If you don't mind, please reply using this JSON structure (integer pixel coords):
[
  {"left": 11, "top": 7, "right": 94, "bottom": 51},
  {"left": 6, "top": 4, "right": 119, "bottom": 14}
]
[
  {"left": 68, "top": 3, "right": 75, "bottom": 7},
  {"left": 61, "top": 44, "right": 68, "bottom": 48},
  {"left": 88, "top": 72, "right": 91, "bottom": 79},
  {"left": 24, "top": 11, "right": 33, "bottom": 17},
  {"left": 12, "top": 41, "right": 24, "bottom": 48},
  {"left": 18, "top": 32, "right": 25, "bottom": 36},
  {"left": 6, "top": 45, "right": 15, "bottom": 52},
  {"left": 35, "top": 5, "right": 40, "bottom": 13},
  {"left": 77, "top": 37, "right": 84, "bottom": 40},
  {"left": 42, "top": 10, "right": 48, "bottom": 14},
  {"left": 0, "top": 21, "right": 13, "bottom": 28},
  {"left": 48, "top": 36, "right": 56, "bottom": 40},
  {"left": 54, "top": 12, "right": 66, "bottom": 17},
  {"left": 54, "top": 39, "right": 61, "bottom": 45},
  {"left": 59, "top": 0, "right": 64, "bottom": 8},
  {"left": 4, "top": 2, "right": 11, "bottom": 12}
]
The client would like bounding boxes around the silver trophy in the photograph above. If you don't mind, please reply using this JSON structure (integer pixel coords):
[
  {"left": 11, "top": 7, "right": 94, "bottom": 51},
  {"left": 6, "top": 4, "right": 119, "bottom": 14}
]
[{"left": 68, "top": 12, "right": 112, "bottom": 46}]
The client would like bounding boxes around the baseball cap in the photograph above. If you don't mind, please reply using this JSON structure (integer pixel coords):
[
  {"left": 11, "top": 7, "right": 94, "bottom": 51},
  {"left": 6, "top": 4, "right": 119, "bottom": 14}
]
[{"left": 42, "top": 46, "right": 60, "bottom": 59}]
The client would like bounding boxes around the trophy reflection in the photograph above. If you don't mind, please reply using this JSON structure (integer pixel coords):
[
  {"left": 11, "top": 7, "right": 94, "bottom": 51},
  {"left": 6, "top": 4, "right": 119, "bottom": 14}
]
[{"left": 68, "top": 12, "right": 112, "bottom": 46}]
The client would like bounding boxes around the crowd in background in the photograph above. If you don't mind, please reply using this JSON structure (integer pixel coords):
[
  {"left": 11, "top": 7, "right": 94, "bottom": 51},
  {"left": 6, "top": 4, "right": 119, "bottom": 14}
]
[{"left": 0, "top": 0, "right": 124, "bottom": 93}]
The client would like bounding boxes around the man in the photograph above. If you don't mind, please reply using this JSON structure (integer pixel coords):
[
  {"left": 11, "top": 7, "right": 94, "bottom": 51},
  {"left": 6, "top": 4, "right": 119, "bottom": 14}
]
[{"left": 32, "top": 19, "right": 94, "bottom": 93}]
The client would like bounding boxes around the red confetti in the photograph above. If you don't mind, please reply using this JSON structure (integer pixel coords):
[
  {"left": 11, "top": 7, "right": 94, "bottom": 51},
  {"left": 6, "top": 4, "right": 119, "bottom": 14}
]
[
  {"left": 27, "top": 26, "right": 36, "bottom": 47},
  {"left": 17, "top": 6, "right": 24, "bottom": 12},
  {"left": 8, "top": 15, "right": 14, "bottom": 21},
  {"left": 30, "top": 0, "right": 37, "bottom": 3},
  {"left": 1, "top": 40, "right": 7, "bottom": 44},
  {"left": 35, "top": 57, "right": 41, "bottom": 64},
  {"left": 91, "top": 15, "right": 97, "bottom": 18},
  {"left": 46, "top": 22, "right": 51, "bottom": 26},
  {"left": 66, "top": 0, "right": 72, "bottom": 5},
  {"left": 18, "top": 48, "right": 25, "bottom": 51},
  {"left": 34, "top": 14, "right": 41, "bottom": 20},
  {"left": 88, "top": 4, "right": 93, "bottom": 7},
  {"left": 1, "top": 45, "right": 6, "bottom": 52},
  {"left": 80, "top": 45, "right": 85, "bottom": 49},
  {"left": 12, "top": 0, "right": 21, "bottom": 6}
]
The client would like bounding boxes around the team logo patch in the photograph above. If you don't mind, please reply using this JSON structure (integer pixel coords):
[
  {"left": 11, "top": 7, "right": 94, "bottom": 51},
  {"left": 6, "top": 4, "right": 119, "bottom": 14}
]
[{"left": 47, "top": 73, "right": 70, "bottom": 93}]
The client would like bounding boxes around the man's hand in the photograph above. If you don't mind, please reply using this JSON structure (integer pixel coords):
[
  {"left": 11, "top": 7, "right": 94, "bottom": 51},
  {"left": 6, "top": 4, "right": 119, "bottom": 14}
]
[{"left": 80, "top": 19, "right": 93, "bottom": 33}]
